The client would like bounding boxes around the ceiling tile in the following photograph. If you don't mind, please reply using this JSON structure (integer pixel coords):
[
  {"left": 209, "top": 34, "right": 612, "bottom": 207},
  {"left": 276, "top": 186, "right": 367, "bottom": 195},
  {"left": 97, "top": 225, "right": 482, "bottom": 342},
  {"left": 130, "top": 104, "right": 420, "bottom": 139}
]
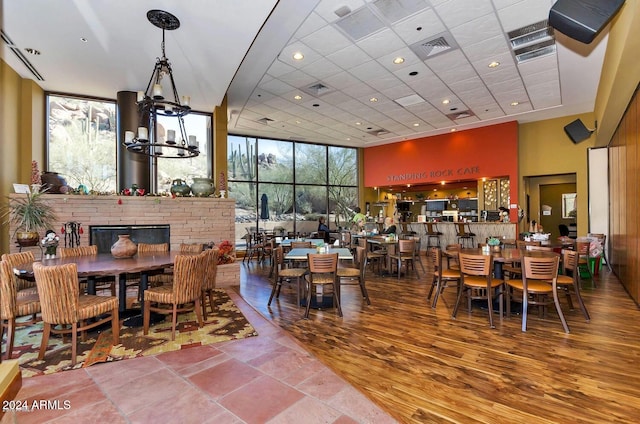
[{"left": 434, "top": 0, "right": 494, "bottom": 29}]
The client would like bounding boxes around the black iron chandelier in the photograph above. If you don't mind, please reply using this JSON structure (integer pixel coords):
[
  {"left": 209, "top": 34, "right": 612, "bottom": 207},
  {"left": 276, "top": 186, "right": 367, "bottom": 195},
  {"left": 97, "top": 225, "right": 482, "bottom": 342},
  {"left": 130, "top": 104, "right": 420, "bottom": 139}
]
[{"left": 123, "top": 10, "right": 199, "bottom": 158}]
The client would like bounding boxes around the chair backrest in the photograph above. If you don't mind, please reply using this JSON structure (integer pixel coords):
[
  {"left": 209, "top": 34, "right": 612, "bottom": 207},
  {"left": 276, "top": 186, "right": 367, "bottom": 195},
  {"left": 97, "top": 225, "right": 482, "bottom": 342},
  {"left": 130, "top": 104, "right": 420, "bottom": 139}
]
[
  {"left": 425, "top": 222, "right": 438, "bottom": 234},
  {"left": 355, "top": 246, "right": 367, "bottom": 277},
  {"left": 1, "top": 251, "right": 36, "bottom": 269},
  {"left": 138, "top": 242, "right": 169, "bottom": 253},
  {"left": 398, "top": 239, "right": 415, "bottom": 255},
  {"left": 575, "top": 241, "right": 590, "bottom": 257},
  {"left": 172, "top": 252, "right": 207, "bottom": 304},
  {"left": 291, "top": 241, "right": 312, "bottom": 249},
  {"left": 180, "top": 243, "right": 204, "bottom": 253},
  {"left": 202, "top": 248, "right": 219, "bottom": 290},
  {"left": 559, "top": 224, "right": 570, "bottom": 236},
  {"left": 428, "top": 247, "right": 442, "bottom": 271},
  {"left": 58, "top": 245, "right": 98, "bottom": 257},
  {"left": 0, "top": 260, "right": 18, "bottom": 320},
  {"left": 516, "top": 240, "right": 541, "bottom": 249},
  {"left": 33, "top": 262, "right": 80, "bottom": 324},
  {"left": 523, "top": 255, "right": 559, "bottom": 281},
  {"left": 562, "top": 249, "right": 578, "bottom": 274},
  {"left": 307, "top": 253, "right": 338, "bottom": 275},
  {"left": 458, "top": 253, "right": 492, "bottom": 277},
  {"left": 456, "top": 223, "right": 470, "bottom": 236},
  {"left": 526, "top": 245, "right": 553, "bottom": 252}
]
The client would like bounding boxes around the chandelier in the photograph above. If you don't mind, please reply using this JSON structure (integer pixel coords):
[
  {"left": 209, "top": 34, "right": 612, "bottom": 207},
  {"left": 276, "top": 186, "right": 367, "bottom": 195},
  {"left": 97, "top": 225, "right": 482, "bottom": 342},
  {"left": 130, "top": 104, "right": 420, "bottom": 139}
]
[{"left": 123, "top": 10, "right": 199, "bottom": 158}]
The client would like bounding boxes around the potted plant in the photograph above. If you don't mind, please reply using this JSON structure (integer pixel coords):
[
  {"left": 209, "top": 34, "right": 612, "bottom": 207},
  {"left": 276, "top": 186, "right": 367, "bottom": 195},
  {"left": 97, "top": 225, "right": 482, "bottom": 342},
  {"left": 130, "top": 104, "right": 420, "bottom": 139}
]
[
  {"left": 487, "top": 237, "right": 502, "bottom": 252},
  {"left": 4, "top": 188, "right": 57, "bottom": 246}
]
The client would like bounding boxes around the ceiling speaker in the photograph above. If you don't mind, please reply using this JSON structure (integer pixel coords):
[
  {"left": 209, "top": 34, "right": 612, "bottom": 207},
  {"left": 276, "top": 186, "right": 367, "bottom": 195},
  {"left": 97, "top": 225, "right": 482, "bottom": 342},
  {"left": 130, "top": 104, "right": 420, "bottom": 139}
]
[
  {"left": 549, "top": 0, "right": 625, "bottom": 44},
  {"left": 564, "top": 119, "right": 593, "bottom": 144}
]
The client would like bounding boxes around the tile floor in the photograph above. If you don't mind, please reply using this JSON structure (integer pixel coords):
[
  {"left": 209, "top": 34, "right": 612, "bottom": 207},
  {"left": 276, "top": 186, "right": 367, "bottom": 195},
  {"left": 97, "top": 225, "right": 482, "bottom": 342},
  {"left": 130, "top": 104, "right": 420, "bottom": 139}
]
[{"left": 1, "top": 291, "right": 396, "bottom": 424}]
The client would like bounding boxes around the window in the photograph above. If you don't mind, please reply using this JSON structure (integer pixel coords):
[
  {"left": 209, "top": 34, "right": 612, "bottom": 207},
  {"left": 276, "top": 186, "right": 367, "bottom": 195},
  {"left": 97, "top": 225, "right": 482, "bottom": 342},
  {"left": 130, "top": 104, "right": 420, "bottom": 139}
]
[
  {"left": 156, "top": 113, "right": 212, "bottom": 193},
  {"left": 47, "top": 94, "right": 212, "bottom": 194},
  {"left": 228, "top": 135, "right": 359, "bottom": 248},
  {"left": 47, "top": 94, "right": 116, "bottom": 192}
]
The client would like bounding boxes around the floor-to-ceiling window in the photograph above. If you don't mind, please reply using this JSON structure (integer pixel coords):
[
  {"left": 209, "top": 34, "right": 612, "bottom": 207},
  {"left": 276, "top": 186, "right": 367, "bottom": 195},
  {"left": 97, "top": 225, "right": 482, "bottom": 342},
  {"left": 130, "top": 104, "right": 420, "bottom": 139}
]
[
  {"left": 228, "top": 135, "right": 358, "bottom": 247},
  {"left": 47, "top": 94, "right": 117, "bottom": 192}
]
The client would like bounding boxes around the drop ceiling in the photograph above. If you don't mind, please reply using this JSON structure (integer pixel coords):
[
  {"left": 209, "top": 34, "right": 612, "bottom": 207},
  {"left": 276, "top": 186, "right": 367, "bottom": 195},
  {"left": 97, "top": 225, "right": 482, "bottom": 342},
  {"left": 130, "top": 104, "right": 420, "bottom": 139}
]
[{"left": 2, "top": 0, "right": 610, "bottom": 148}]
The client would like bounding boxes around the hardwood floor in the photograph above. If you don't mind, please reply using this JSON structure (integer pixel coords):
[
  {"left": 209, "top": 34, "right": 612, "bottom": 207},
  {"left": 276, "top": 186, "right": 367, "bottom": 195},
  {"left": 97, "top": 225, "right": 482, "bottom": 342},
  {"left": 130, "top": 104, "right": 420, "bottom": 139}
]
[{"left": 236, "top": 258, "right": 640, "bottom": 423}]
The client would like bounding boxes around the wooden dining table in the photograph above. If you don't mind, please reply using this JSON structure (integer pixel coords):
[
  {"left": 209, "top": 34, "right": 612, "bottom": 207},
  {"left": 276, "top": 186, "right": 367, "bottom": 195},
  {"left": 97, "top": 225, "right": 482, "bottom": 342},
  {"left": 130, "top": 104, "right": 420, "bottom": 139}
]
[{"left": 14, "top": 252, "right": 183, "bottom": 326}]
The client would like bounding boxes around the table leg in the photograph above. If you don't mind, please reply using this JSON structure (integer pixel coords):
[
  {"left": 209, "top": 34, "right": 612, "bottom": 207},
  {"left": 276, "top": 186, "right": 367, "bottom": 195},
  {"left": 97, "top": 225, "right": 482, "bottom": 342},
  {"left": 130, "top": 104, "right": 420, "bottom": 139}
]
[
  {"left": 118, "top": 273, "right": 127, "bottom": 312},
  {"left": 86, "top": 277, "right": 96, "bottom": 295}
]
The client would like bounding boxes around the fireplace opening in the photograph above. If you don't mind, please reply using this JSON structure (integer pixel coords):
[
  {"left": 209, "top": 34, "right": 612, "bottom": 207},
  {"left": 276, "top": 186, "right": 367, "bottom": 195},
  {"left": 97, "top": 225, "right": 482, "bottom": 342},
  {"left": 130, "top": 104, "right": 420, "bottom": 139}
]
[{"left": 89, "top": 224, "right": 170, "bottom": 254}]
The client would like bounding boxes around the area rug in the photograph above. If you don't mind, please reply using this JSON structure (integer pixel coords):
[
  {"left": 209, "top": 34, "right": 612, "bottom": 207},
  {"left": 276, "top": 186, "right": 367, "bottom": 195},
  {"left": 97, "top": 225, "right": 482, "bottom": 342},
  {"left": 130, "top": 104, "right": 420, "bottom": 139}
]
[{"left": 11, "top": 289, "right": 258, "bottom": 378}]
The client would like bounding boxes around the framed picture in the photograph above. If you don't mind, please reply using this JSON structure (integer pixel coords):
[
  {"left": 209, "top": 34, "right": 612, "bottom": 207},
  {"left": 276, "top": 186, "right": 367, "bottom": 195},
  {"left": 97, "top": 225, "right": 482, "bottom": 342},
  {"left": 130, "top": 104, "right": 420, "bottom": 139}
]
[
  {"left": 562, "top": 193, "right": 577, "bottom": 219},
  {"left": 13, "top": 183, "right": 30, "bottom": 194}
]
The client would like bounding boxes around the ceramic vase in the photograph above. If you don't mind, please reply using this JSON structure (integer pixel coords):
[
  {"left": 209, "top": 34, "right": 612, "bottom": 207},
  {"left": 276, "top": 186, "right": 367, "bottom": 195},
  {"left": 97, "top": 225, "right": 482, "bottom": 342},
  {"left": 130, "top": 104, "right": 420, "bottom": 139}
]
[
  {"left": 111, "top": 235, "right": 138, "bottom": 258},
  {"left": 190, "top": 177, "right": 215, "bottom": 197}
]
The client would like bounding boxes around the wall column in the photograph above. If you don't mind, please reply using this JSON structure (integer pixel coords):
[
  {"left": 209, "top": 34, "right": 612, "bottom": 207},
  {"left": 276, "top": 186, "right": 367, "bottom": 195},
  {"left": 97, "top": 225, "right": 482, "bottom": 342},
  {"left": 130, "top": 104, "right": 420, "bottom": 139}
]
[{"left": 116, "top": 91, "right": 150, "bottom": 192}]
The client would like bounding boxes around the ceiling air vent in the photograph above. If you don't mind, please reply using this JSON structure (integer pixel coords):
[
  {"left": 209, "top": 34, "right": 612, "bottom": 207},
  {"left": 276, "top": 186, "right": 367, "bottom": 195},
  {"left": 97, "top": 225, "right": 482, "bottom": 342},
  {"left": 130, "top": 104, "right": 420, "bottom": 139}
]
[
  {"left": 334, "top": 5, "right": 386, "bottom": 41},
  {"left": 257, "top": 117, "right": 274, "bottom": 125},
  {"left": 410, "top": 32, "right": 458, "bottom": 61},
  {"left": 446, "top": 110, "right": 475, "bottom": 120},
  {"left": 302, "top": 82, "right": 334, "bottom": 97},
  {"left": 1, "top": 30, "right": 44, "bottom": 81},
  {"left": 371, "top": 0, "right": 428, "bottom": 24},
  {"left": 508, "top": 20, "right": 556, "bottom": 64},
  {"left": 366, "top": 128, "right": 390, "bottom": 136}
]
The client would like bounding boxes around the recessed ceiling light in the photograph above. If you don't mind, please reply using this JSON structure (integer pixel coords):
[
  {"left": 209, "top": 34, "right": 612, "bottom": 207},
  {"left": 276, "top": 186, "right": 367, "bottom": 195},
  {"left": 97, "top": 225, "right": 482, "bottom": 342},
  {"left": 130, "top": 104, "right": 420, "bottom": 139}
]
[
  {"left": 413, "top": 123, "right": 419, "bottom": 127},
  {"left": 407, "top": 184, "right": 411, "bottom": 188},
  {"left": 511, "top": 101, "right": 519, "bottom": 106},
  {"left": 24, "top": 48, "right": 40, "bottom": 56},
  {"left": 441, "top": 181, "right": 446, "bottom": 185},
  {"left": 312, "top": 103, "right": 319, "bottom": 107},
  {"left": 369, "top": 97, "right": 378, "bottom": 102},
  {"left": 355, "top": 122, "right": 362, "bottom": 125},
  {"left": 292, "top": 52, "right": 304, "bottom": 60},
  {"left": 433, "top": 188, "right": 437, "bottom": 191},
  {"left": 409, "top": 71, "right": 419, "bottom": 76},
  {"left": 393, "top": 57, "right": 405, "bottom": 64},
  {"left": 295, "top": 120, "right": 301, "bottom": 124},
  {"left": 488, "top": 61, "right": 500, "bottom": 68},
  {"left": 294, "top": 95, "right": 302, "bottom": 100},
  {"left": 346, "top": 137, "right": 351, "bottom": 141},
  {"left": 80, "top": 37, "right": 88, "bottom": 43},
  {"left": 442, "top": 99, "right": 450, "bottom": 105},
  {"left": 450, "top": 128, "right": 456, "bottom": 132}
]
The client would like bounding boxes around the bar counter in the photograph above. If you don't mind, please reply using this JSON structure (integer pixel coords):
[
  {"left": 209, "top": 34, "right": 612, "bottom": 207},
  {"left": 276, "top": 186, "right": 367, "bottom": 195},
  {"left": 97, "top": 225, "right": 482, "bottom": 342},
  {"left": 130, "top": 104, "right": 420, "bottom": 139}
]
[{"left": 408, "top": 222, "right": 517, "bottom": 249}]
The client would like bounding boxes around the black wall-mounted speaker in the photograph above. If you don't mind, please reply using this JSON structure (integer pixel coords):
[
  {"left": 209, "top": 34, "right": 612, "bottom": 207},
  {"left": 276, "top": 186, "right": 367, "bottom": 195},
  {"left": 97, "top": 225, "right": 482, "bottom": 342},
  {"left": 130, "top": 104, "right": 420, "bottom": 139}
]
[
  {"left": 564, "top": 119, "right": 593, "bottom": 144},
  {"left": 549, "top": 0, "right": 625, "bottom": 44}
]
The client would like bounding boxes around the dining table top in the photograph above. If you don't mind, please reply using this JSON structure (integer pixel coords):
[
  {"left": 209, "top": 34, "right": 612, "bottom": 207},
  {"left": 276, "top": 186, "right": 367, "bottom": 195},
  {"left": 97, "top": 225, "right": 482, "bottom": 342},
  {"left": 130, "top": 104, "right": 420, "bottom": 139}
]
[
  {"left": 14, "top": 251, "right": 185, "bottom": 278},
  {"left": 285, "top": 248, "right": 354, "bottom": 261}
]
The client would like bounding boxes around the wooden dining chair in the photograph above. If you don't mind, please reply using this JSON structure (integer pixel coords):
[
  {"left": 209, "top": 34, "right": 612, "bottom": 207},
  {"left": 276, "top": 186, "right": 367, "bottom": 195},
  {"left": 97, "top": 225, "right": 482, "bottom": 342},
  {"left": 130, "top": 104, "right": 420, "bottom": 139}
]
[
  {"left": 130, "top": 242, "right": 171, "bottom": 295},
  {"left": 143, "top": 252, "right": 206, "bottom": 340},
  {"left": 588, "top": 233, "right": 612, "bottom": 271},
  {"left": 1, "top": 251, "right": 37, "bottom": 293},
  {"left": 452, "top": 252, "right": 503, "bottom": 328},
  {"left": 455, "top": 223, "right": 476, "bottom": 248},
  {"left": 389, "top": 238, "right": 419, "bottom": 280},
  {"left": 506, "top": 254, "right": 569, "bottom": 333},
  {"left": 179, "top": 243, "right": 205, "bottom": 253},
  {"left": 427, "top": 247, "right": 461, "bottom": 308},
  {"left": 58, "top": 245, "right": 116, "bottom": 296},
  {"left": 268, "top": 246, "right": 307, "bottom": 307},
  {"left": 575, "top": 241, "right": 594, "bottom": 286},
  {"left": 32, "top": 262, "right": 120, "bottom": 366},
  {"left": 201, "top": 247, "right": 219, "bottom": 320},
  {"left": 304, "top": 253, "right": 341, "bottom": 319},
  {"left": 0, "top": 260, "right": 41, "bottom": 360},
  {"left": 556, "top": 250, "right": 590, "bottom": 322},
  {"left": 337, "top": 246, "right": 371, "bottom": 305}
]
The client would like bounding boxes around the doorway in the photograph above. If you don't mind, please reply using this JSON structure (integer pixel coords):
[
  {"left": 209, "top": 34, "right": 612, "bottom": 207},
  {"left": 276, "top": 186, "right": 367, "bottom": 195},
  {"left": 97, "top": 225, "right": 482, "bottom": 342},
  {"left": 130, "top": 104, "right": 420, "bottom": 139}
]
[{"left": 523, "top": 174, "right": 577, "bottom": 240}]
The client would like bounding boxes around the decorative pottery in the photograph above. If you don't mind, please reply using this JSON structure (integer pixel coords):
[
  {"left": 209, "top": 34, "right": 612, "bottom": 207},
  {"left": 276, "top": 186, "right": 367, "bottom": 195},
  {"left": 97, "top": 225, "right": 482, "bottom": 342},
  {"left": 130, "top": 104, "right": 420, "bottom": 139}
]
[
  {"left": 16, "top": 231, "right": 40, "bottom": 247},
  {"left": 190, "top": 178, "right": 215, "bottom": 197},
  {"left": 110, "top": 235, "right": 138, "bottom": 258},
  {"left": 170, "top": 179, "right": 191, "bottom": 197},
  {"left": 40, "top": 171, "right": 68, "bottom": 194}
]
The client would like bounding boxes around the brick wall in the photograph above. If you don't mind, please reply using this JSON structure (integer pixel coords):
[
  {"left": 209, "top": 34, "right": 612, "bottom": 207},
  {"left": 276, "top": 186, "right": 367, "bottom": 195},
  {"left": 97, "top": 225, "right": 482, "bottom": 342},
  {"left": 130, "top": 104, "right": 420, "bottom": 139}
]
[{"left": 8, "top": 194, "right": 240, "bottom": 287}]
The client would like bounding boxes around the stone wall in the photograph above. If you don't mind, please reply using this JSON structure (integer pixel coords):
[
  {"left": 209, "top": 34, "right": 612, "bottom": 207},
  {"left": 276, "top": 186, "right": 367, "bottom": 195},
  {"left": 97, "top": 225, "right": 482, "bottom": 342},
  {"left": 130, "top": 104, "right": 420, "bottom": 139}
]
[{"left": 8, "top": 194, "right": 239, "bottom": 287}]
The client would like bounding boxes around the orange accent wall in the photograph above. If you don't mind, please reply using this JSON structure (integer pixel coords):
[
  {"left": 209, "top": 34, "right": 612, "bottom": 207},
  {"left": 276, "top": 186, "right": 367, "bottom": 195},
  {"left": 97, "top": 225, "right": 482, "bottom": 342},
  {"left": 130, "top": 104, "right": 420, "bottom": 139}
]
[{"left": 364, "top": 121, "right": 519, "bottom": 220}]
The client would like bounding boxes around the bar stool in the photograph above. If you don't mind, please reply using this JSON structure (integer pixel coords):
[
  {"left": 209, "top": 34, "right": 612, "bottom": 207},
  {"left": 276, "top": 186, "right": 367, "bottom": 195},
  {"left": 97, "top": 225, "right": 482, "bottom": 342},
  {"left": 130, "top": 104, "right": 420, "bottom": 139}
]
[
  {"left": 424, "top": 222, "right": 442, "bottom": 248},
  {"left": 455, "top": 223, "right": 476, "bottom": 248}
]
